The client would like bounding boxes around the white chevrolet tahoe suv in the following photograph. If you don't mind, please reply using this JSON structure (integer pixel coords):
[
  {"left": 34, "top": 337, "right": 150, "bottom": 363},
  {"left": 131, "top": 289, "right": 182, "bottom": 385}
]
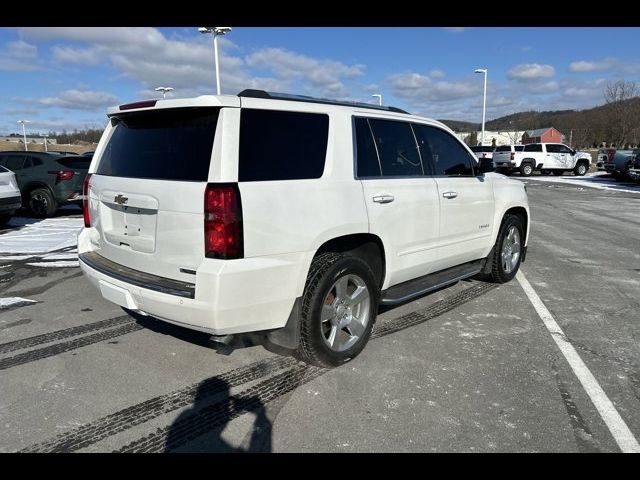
[
  {"left": 79, "top": 90, "right": 530, "bottom": 368},
  {"left": 493, "top": 142, "right": 591, "bottom": 177}
]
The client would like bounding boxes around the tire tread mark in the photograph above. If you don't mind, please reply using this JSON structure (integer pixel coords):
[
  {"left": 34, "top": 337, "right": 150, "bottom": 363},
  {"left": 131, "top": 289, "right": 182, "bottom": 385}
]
[
  {"left": 0, "top": 323, "right": 143, "bottom": 371},
  {"left": 20, "top": 356, "right": 295, "bottom": 452},
  {"left": 116, "top": 365, "right": 324, "bottom": 453},
  {"left": 21, "top": 281, "right": 496, "bottom": 453},
  {"left": 0, "top": 315, "right": 132, "bottom": 355}
]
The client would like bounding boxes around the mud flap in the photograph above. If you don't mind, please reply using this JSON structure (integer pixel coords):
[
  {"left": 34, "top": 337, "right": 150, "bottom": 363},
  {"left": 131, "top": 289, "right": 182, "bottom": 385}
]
[{"left": 263, "top": 297, "right": 301, "bottom": 351}]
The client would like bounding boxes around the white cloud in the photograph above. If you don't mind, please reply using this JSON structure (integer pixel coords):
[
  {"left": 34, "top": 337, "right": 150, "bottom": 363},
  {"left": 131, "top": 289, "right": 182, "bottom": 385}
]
[
  {"left": 568, "top": 57, "right": 640, "bottom": 76},
  {"left": 389, "top": 72, "right": 481, "bottom": 103},
  {"left": 430, "top": 69, "right": 446, "bottom": 78},
  {"left": 245, "top": 48, "right": 365, "bottom": 98},
  {"left": 0, "top": 40, "right": 40, "bottom": 72},
  {"left": 52, "top": 46, "right": 102, "bottom": 65},
  {"left": 507, "top": 63, "right": 555, "bottom": 81},
  {"left": 38, "top": 89, "right": 119, "bottom": 110},
  {"left": 8, "top": 40, "right": 37, "bottom": 59}
]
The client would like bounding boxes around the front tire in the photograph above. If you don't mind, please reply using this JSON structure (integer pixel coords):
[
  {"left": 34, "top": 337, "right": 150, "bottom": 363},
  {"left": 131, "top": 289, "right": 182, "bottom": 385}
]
[
  {"left": 485, "top": 214, "right": 524, "bottom": 283},
  {"left": 296, "top": 253, "right": 379, "bottom": 368}
]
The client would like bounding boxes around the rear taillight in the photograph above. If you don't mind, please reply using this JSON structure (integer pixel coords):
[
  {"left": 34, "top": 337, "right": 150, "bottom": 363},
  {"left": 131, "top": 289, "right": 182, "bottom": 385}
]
[
  {"left": 510, "top": 152, "right": 515, "bottom": 160},
  {"left": 83, "top": 174, "right": 92, "bottom": 228},
  {"left": 48, "top": 170, "right": 74, "bottom": 184},
  {"left": 204, "top": 184, "right": 243, "bottom": 259},
  {"left": 608, "top": 149, "right": 615, "bottom": 163}
]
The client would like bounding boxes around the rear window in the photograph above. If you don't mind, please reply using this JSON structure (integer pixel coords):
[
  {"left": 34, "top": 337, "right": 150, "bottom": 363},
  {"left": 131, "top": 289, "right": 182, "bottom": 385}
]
[
  {"left": 57, "top": 158, "right": 92, "bottom": 170},
  {"left": 524, "top": 144, "right": 542, "bottom": 152},
  {"left": 239, "top": 109, "right": 329, "bottom": 182},
  {"left": 495, "top": 146, "right": 512, "bottom": 152},
  {"left": 515, "top": 145, "right": 524, "bottom": 152},
  {"left": 97, "top": 108, "right": 219, "bottom": 181}
]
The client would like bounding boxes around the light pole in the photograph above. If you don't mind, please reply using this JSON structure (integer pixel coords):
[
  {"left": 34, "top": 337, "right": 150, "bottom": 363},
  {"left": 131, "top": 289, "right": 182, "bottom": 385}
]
[
  {"left": 155, "top": 86, "right": 174, "bottom": 99},
  {"left": 371, "top": 94, "right": 382, "bottom": 106},
  {"left": 17, "top": 120, "right": 30, "bottom": 152},
  {"left": 43, "top": 134, "right": 48, "bottom": 152},
  {"left": 474, "top": 68, "right": 487, "bottom": 146},
  {"left": 199, "top": 27, "right": 232, "bottom": 95}
]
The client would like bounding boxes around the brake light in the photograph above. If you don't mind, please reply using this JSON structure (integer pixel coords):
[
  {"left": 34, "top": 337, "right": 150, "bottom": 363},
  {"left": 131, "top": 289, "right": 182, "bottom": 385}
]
[
  {"left": 48, "top": 170, "right": 74, "bottom": 184},
  {"left": 83, "top": 174, "right": 92, "bottom": 228},
  {"left": 510, "top": 152, "right": 515, "bottom": 160},
  {"left": 607, "top": 149, "right": 615, "bottom": 163},
  {"left": 204, "top": 184, "right": 243, "bottom": 259}
]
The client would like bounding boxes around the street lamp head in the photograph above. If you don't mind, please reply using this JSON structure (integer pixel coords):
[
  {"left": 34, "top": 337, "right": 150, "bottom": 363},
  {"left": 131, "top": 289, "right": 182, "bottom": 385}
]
[
  {"left": 199, "top": 27, "right": 212, "bottom": 34},
  {"left": 155, "top": 87, "right": 174, "bottom": 92},
  {"left": 17, "top": 120, "right": 30, "bottom": 124},
  {"left": 214, "top": 27, "right": 232, "bottom": 35},
  {"left": 474, "top": 68, "right": 487, "bottom": 74}
]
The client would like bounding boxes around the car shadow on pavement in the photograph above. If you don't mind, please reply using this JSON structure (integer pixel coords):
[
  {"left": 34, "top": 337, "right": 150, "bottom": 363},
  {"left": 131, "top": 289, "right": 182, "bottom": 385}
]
[{"left": 123, "top": 308, "right": 270, "bottom": 355}]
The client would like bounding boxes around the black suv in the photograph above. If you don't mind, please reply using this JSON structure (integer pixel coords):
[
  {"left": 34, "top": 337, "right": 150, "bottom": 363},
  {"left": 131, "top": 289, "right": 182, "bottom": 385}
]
[{"left": 0, "top": 152, "right": 91, "bottom": 217}]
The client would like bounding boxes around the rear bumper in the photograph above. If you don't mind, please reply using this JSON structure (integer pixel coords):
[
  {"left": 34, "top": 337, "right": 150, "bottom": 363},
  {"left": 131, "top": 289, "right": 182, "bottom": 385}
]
[
  {"left": 0, "top": 195, "right": 21, "bottom": 213},
  {"left": 78, "top": 231, "right": 308, "bottom": 336}
]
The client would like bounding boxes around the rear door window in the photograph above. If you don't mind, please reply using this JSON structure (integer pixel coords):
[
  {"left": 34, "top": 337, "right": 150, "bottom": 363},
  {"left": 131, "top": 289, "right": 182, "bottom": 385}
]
[
  {"left": 545, "top": 144, "right": 561, "bottom": 153},
  {"left": 239, "top": 109, "right": 329, "bottom": 182},
  {"left": 354, "top": 117, "right": 381, "bottom": 177},
  {"left": 413, "top": 124, "right": 475, "bottom": 176},
  {"left": 5, "top": 155, "right": 25, "bottom": 171},
  {"left": 524, "top": 144, "right": 542, "bottom": 152},
  {"left": 97, "top": 108, "right": 219, "bottom": 181},
  {"left": 367, "top": 119, "right": 423, "bottom": 176}
]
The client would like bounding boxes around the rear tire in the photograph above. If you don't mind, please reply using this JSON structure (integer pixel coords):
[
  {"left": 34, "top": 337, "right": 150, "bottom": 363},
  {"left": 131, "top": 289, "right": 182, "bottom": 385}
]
[
  {"left": 296, "top": 252, "right": 379, "bottom": 368},
  {"left": 520, "top": 162, "right": 533, "bottom": 177},
  {"left": 573, "top": 162, "right": 588, "bottom": 176},
  {"left": 29, "top": 188, "right": 57, "bottom": 217},
  {"left": 484, "top": 214, "right": 524, "bottom": 284}
]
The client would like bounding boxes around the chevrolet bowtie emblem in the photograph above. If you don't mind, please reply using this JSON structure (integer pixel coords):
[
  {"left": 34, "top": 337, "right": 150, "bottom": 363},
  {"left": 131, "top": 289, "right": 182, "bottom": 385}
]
[{"left": 114, "top": 194, "right": 129, "bottom": 205}]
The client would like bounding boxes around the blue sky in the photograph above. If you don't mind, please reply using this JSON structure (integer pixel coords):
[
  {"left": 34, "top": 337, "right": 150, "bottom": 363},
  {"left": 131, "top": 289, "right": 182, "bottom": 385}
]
[{"left": 1, "top": 26, "right": 639, "bottom": 135}]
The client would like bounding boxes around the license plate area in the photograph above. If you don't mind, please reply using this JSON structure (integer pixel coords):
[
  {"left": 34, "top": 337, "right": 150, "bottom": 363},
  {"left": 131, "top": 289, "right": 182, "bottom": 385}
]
[{"left": 100, "top": 191, "right": 159, "bottom": 253}]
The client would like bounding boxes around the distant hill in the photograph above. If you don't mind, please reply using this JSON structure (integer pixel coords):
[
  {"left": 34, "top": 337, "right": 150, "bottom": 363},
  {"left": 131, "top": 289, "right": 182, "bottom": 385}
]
[
  {"left": 438, "top": 119, "right": 480, "bottom": 132},
  {"left": 439, "top": 97, "right": 640, "bottom": 147}
]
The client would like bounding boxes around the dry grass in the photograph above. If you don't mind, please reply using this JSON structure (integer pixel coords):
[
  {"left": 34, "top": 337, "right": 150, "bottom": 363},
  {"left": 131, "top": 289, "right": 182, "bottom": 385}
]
[{"left": 0, "top": 142, "right": 95, "bottom": 154}]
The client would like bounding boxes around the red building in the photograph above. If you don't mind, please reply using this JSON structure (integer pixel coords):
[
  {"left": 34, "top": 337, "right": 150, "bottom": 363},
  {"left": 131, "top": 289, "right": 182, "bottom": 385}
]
[{"left": 521, "top": 127, "right": 563, "bottom": 144}]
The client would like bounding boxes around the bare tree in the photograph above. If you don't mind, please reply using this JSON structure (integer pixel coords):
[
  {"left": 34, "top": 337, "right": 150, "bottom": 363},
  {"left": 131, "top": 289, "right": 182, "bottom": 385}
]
[{"left": 604, "top": 80, "right": 639, "bottom": 147}]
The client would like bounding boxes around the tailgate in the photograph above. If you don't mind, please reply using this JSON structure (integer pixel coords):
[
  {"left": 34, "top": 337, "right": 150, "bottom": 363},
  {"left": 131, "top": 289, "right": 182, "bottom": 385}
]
[{"left": 87, "top": 107, "right": 220, "bottom": 283}]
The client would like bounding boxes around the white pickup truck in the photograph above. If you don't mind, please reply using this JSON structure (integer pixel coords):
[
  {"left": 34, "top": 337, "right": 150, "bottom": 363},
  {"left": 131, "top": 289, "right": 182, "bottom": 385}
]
[{"left": 492, "top": 142, "right": 592, "bottom": 177}]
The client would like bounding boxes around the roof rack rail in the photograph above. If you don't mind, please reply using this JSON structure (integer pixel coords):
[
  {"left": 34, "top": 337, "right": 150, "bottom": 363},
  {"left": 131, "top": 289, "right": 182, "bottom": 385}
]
[{"left": 237, "top": 89, "right": 410, "bottom": 114}]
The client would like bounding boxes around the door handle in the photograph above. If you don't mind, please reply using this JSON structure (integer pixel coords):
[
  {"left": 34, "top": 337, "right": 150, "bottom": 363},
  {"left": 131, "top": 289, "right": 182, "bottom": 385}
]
[
  {"left": 442, "top": 191, "right": 458, "bottom": 199},
  {"left": 373, "top": 195, "right": 394, "bottom": 204}
]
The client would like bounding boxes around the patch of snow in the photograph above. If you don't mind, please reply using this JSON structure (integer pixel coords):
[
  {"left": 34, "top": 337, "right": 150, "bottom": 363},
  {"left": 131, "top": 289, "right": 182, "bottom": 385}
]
[
  {"left": 26, "top": 260, "right": 80, "bottom": 268},
  {"left": 0, "top": 297, "right": 36, "bottom": 309},
  {"left": 0, "top": 216, "right": 83, "bottom": 255},
  {"left": 521, "top": 173, "right": 640, "bottom": 194}
]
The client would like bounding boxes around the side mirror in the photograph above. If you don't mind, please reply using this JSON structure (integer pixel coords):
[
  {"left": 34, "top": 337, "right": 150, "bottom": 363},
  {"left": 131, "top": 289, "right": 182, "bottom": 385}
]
[{"left": 478, "top": 157, "right": 494, "bottom": 174}]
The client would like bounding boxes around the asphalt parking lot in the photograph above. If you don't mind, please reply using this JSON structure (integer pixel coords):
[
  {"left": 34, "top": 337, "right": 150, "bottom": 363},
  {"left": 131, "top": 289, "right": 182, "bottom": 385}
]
[{"left": 1, "top": 174, "right": 640, "bottom": 452}]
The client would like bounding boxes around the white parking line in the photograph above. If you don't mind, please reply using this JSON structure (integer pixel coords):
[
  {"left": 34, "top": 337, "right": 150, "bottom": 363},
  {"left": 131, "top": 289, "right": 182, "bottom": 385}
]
[{"left": 516, "top": 270, "right": 640, "bottom": 453}]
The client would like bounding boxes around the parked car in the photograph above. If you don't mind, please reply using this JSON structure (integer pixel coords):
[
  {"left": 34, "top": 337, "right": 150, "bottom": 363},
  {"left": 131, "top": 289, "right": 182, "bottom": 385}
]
[
  {"left": 605, "top": 148, "right": 640, "bottom": 180},
  {"left": 597, "top": 148, "right": 616, "bottom": 172},
  {"left": 0, "top": 164, "right": 21, "bottom": 226},
  {"left": 0, "top": 152, "right": 91, "bottom": 217},
  {"left": 79, "top": 90, "right": 530, "bottom": 368},
  {"left": 625, "top": 151, "right": 640, "bottom": 182},
  {"left": 493, "top": 143, "right": 591, "bottom": 177},
  {"left": 470, "top": 145, "right": 495, "bottom": 161},
  {"left": 492, "top": 145, "right": 524, "bottom": 173}
]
